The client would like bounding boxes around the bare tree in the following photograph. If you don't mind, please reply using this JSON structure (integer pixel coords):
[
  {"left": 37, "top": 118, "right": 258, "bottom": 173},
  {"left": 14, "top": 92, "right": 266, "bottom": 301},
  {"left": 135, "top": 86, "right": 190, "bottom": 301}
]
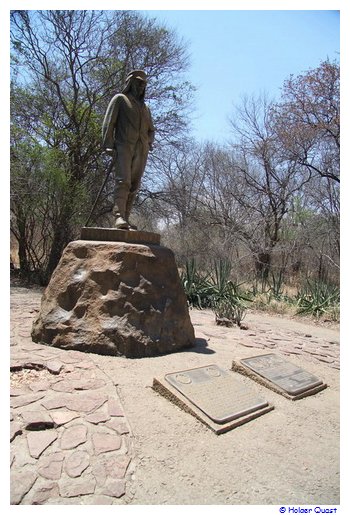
[
  {"left": 271, "top": 59, "right": 340, "bottom": 183},
  {"left": 135, "top": 140, "right": 210, "bottom": 263},
  {"left": 226, "top": 95, "right": 310, "bottom": 281}
]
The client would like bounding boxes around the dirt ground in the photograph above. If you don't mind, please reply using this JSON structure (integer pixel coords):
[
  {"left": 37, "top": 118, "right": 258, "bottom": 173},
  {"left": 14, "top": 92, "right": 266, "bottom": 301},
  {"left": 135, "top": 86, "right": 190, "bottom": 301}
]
[
  {"left": 10, "top": 284, "right": 340, "bottom": 506},
  {"left": 91, "top": 309, "right": 340, "bottom": 506}
]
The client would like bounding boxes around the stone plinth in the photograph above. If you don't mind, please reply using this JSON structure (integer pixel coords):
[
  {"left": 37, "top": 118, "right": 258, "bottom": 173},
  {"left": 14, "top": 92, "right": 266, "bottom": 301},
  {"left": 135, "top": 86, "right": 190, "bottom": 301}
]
[
  {"left": 81, "top": 227, "right": 161, "bottom": 245},
  {"left": 31, "top": 238, "right": 195, "bottom": 358}
]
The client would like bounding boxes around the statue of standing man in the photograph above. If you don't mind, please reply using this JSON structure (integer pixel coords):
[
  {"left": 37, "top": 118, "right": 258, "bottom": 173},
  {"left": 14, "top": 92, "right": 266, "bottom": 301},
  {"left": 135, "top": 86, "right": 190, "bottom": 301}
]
[{"left": 102, "top": 70, "right": 155, "bottom": 230}]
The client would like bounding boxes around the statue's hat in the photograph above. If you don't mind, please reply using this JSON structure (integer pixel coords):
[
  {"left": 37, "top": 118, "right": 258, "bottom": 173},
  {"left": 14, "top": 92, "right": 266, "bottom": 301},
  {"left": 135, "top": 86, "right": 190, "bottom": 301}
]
[{"left": 126, "top": 70, "right": 147, "bottom": 83}]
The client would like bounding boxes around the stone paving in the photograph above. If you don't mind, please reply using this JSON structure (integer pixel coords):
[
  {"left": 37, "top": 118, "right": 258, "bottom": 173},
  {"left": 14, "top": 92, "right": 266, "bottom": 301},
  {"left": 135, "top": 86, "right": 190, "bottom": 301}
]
[
  {"left": 227, "top": 328, "right": 340, "bottom": 369},
  {"left": 10, "top": 286, "right": 135, "bottom": 505},
  {"left": 10, "top": 285, "right": 340, "bottom": 505},
  {"left": 191, "top": 310, "right": 340, "bottom": 370}
]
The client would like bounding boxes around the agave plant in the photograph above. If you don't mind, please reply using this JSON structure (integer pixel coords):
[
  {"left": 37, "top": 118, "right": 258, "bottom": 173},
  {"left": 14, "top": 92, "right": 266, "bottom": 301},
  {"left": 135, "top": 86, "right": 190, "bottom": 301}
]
[
  {"left": 180, "top": 258, "right": 213, "bottom": 309},
  {"left": 181, "top": 258, "right": 250, "bottom": 324},
  {"left": 209, "top": 259, "right": 250, "bottom": 307},
  {"left": 296, "top": 279, "right": 340, "bottom": 318},
  {"left": 213, "top": 297, "right": 247, "bottom": 327},
  {"left": 268, "top": 269, "right": 285, "bottom": 300}
]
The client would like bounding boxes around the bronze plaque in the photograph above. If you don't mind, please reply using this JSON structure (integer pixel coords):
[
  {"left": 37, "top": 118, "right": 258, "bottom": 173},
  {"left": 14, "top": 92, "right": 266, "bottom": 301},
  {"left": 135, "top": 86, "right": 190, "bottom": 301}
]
[
  {"left": 165, "top": 365, "right": 268, "bottom": 424},
  {"left": 240, "top": 354, "right": 323, "bottom": 395}
]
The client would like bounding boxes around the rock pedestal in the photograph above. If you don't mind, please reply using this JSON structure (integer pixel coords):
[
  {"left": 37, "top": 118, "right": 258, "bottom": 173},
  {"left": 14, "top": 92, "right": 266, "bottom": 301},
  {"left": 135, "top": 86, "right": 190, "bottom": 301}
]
[{"left": 31, "top": 232, "right": 195, "bottom": 358}]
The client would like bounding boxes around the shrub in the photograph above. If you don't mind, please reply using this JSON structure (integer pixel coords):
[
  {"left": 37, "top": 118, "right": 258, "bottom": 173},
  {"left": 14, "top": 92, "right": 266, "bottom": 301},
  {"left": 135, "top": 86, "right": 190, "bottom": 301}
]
[
  {"left": 296, "top": 279, "right": 340, "bottom": 318},
  {"left": 180, "top": 258, "right": 213, "bottom": 309},
  {"left": 213, "top": 298, "right": 247, "bottom": 327},
  {"left": 181, "top": 258, "right": 250, "bottom": 325}
]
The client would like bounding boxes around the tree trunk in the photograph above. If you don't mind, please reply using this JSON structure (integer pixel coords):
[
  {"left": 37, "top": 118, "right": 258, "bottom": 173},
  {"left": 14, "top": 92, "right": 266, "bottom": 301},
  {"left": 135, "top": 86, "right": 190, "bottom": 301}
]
[
  {"left": 45, "top": 212, "right": 73, "bottom": 284},
  {"left": 255, "top": 252, "right": 271, "bottom": 282}
]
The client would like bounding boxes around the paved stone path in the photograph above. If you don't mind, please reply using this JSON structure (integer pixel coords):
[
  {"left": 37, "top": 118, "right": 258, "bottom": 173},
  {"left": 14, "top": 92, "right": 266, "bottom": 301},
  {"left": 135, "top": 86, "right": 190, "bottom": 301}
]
[
  {"left": 10, "top": 285, "right": 340, "bottom": 505},
  {"left": 10, "top": 287, "right": 135, "bottom": 505},
  {"left": 191, "top": 309, "right": 340, "bottom": 370}
]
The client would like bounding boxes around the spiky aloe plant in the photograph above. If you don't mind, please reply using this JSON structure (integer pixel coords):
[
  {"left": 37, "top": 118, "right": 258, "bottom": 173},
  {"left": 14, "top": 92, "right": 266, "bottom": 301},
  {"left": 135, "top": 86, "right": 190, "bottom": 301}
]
[
  {"left": 208, "top": 259, "right": 250, "bottom": 326},
  {"left": 180, "top": 258, "right": 213, "bottom": 309},
  {"left": 296, "top": 279, "right": 340, "bottom": 318}
]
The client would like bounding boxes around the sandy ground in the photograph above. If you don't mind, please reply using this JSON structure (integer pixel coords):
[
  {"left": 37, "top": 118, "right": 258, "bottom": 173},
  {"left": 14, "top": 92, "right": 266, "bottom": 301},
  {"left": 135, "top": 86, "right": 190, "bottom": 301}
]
[
  {"left": 10, "top": 284, "right": 340, "bottom": 506},
  {"left": 90, "top": 309, "right": 340, "bottom": 506}
]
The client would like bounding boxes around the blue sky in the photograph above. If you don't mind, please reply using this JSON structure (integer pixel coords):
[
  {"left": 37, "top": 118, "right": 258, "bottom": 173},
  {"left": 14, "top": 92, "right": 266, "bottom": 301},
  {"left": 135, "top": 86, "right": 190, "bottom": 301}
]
[
  {"left": 141, "top": 9, "right": 340, "bottom": 143},
  {"left": 3, "top": 3, "right": 341, "bottom": 146}
]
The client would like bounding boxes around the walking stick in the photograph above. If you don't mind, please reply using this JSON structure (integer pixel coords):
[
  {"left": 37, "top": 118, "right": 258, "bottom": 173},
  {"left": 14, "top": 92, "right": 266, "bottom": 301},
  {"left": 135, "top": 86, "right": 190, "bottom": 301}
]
[{"left": 84, "top": 156, "right": 115, "bottom": 227}]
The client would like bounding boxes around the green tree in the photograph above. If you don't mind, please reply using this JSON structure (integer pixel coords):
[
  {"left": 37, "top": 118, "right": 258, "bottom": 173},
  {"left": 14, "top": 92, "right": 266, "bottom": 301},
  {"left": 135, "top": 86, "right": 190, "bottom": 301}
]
[{"left": 10, "top": 10, "right": 193, "bottom": 283}]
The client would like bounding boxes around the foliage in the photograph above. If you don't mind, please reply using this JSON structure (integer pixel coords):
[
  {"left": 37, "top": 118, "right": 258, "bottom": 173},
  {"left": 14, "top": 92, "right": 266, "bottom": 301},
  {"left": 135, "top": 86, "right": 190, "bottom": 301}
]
[
  {"left": 10, "top": 9, "right": 193, "bottom": 283},
  {"left": 181, "top": 258, "right": 250, "bottom": 326},
  {"left": 213, "top": 298, "right": 247, "bottom": 327},
  {"left": 296, "top": 279, "right": 340, "bottom": 318},
  {"left": 180, "top": 259, "right": 213, "bottom": 309},
  {"left": 10, "top": 140, "right": 87, "bottom": 284},
  {"left": 247, "top": 268, "right": 285, "bottom": 300},
  {"left": 208, "top": 259, "right": 249, "bottom": 306},
  {"left": 10, "top": 10, "right": 340, "bottom": 299},
  {"left": 181, "top": 257, "right": 340, "bottom": 324},
  {"left": 151, "top": 60, "right": 339, "bottom": 291},
  {"left": 268, "top": 270, "right": 285, "bottom": 300},
  {"left": 180, "top": 259, "right": 340, "bottom": 323}
]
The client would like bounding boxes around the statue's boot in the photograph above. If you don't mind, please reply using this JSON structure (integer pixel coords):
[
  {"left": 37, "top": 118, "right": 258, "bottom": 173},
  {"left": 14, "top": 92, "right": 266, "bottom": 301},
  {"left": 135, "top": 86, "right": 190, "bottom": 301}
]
[
  {"left": 125, "top": 191, "right": 138, "bottom": 230},
  {"left": 113, "top": 186, "right": 129, "bottom": 230}
]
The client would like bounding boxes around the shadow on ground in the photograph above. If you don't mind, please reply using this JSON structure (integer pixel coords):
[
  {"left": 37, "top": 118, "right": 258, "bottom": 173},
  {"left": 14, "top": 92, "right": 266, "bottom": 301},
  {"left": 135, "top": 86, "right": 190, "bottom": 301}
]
[{"left": 183, "top": 337, "right": 215, "bottom": 355}]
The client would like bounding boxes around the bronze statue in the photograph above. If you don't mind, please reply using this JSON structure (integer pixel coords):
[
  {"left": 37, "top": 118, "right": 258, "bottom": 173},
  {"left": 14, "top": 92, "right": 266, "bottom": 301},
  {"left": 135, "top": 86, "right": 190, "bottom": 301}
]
[{"left": 102, "top": 70, "right": 155, "bottom": 230}]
